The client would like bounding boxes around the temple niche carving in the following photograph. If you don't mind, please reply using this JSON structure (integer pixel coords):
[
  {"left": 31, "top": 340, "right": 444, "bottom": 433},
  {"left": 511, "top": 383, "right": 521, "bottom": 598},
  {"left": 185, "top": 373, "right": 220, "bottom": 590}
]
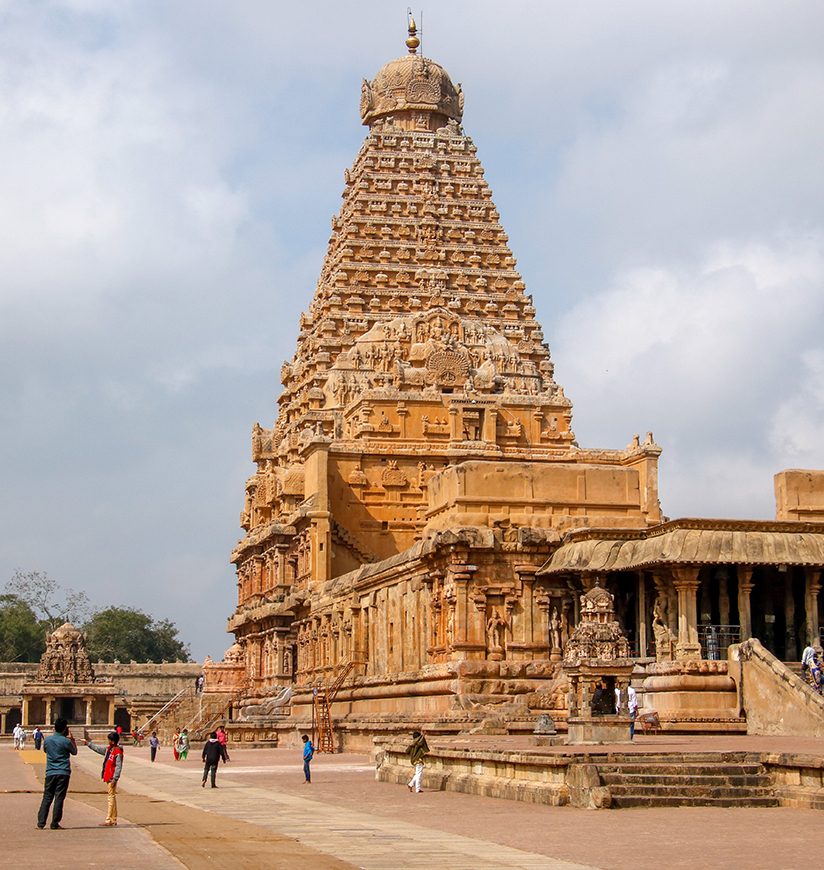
[{"left": 212, "top": 23, "right": 824, "bottom": 749}]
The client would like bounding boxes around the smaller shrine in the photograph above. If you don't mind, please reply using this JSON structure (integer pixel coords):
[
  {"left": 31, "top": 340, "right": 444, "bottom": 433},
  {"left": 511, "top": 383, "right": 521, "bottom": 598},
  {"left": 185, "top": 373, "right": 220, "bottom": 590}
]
[
  {"left": 20, "top": 623, "right": 116, "bottom": 727},
  {"left": 563, "top": 585, "right": 634, "bottom": 744}
]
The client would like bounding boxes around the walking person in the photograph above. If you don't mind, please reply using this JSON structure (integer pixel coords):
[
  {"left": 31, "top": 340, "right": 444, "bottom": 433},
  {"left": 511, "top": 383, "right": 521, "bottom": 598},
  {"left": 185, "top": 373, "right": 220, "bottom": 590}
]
[
  {"left": 178, "top": 728, "right": 190, "bottom": 761},
  {"left": 84, "top": 731, "right": 124, "bottom": 827},
  {"left": 149, "top": 731, "right": 160, "bottom": 762},
  {"left": 18, "top": 725, "right": 27, "bottom": 749},
  {"left": 36, "top": 718, "right": 77, "bottom": 829},
  {"left": 13, "top": 723, "right": 22, "bottom": 750},
  {"left": 406, "top": 729, "right": 428, "bottom": 794},
  {"left": 172, "top": 726, "right": 181, "bottom": 761},
  {"left": 301, "top": 734, "right": 314, "bottom": 784},
  {"left": 33, "top": 726, "right": 44, "bottom": 751},
  {"left": 201, "top": 731, "right": 227, "bottom": 788}
]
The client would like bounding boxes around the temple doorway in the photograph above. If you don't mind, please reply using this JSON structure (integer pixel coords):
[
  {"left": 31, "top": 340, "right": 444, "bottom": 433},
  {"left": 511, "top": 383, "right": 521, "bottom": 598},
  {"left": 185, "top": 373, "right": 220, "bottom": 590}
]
[
  {"left": 6, "top": 708, "right": 21, "bottom": 733},
  {"left": 114, "top": 708, "right": 131, "bottom": 733}
]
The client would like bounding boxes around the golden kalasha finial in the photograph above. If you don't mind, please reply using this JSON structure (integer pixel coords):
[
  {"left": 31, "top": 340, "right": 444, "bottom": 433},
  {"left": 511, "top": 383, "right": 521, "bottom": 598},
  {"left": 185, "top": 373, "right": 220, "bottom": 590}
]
[{"left": 406, "top": 9, "right": 420, "bottom": 54}]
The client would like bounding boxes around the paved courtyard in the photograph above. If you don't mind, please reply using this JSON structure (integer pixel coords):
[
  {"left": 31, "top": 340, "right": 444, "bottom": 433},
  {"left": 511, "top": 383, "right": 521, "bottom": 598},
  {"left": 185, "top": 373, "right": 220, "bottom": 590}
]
[{"left": 3, "top": 737, "right": 819, "bottom": 869}]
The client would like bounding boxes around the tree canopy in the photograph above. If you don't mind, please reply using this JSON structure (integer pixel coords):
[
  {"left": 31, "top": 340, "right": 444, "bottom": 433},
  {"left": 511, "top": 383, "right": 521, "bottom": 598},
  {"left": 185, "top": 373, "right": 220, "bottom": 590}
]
[
  {"left": 0, "top": 594, "right": 45, "bottom": 662},
  {"left": 2, "top": 571, "right": 192, "bottom": 663},
  {"left": 83, "top": 607, "right": 191, "bottom": 663}
]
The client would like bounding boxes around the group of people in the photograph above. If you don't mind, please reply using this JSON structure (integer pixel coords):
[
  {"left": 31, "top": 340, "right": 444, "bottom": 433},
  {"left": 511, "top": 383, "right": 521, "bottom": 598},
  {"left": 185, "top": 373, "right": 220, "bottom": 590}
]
[
  {"left": 29, "top": 717, "right": 432, "bottom": 831},
  {"left": 12, "top": 724, "right": 46, "bottom": 750},
  {"left": 35, "top": 719, "right": 123, "bottom": 829}
]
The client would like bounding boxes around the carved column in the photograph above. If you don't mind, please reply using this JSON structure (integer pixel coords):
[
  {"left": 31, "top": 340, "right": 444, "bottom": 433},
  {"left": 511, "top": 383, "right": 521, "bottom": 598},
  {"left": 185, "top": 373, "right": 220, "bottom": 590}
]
[
  {"left": 805, "top": 567, "right": 822, "bottom": 648},
  {"left": 447, "top": 556, "right": 481, "bottom": 658},
  {"left": 21, "top": 698, "right": 29, "bottom": 727},
  {"left": 672, "top": 566, "right": 702, "bottom": 660},
  {"left": 85, "top": 697, "right": 93, "bottom": 726},
  {"left": 631, "top": 572, "right": 645, "bottom": 657},
  {"left": 737, "top": 566, "right": 755, "bottom": 641},
  {"left": 0, "top": 711, "right": 6, "bottom": 734},
  {"left": 107, "top": 698, "right": 115, "bottom": 726},
  {"left": 44, "top": 697, "right": 54, "bottom": 726}
]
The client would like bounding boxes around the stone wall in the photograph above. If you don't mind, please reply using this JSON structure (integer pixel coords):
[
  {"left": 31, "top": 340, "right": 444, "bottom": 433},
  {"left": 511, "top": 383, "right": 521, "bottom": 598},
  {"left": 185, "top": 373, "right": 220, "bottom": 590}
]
[{"left": 730, "top": 639, "right": 824, "bottom": 736}]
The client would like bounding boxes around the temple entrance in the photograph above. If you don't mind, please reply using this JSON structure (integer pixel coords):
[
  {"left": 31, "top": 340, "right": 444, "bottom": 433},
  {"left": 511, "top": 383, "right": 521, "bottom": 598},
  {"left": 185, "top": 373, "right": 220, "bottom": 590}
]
[
  {"left": 58, "top": 697, "right": 82, "bottom": 724},
  {"left": 6, "top": 708, "right": 21, "bottom": 732},
  {"left": 114, "top": 707, "right": 131, "bottom": 733}
]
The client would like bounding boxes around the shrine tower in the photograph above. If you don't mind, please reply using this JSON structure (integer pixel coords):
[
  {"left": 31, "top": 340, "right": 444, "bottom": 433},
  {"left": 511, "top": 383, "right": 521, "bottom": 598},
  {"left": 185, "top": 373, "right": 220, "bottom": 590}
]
[{"left": 223, "top": 23, "right": 663, "bottom": 719}]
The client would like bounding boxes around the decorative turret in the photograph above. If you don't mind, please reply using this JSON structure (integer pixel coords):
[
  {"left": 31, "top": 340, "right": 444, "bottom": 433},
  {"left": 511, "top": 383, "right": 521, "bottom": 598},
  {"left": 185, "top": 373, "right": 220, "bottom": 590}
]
[{"left": 35, "top": 622, "right": 95, "bottom": 684}]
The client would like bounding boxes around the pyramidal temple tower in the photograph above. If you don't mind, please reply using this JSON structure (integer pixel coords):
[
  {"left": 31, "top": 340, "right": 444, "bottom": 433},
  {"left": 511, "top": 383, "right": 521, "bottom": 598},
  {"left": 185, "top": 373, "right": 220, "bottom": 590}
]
[{"left": 220, "top": 23, "right": 664, "bottom": 741}]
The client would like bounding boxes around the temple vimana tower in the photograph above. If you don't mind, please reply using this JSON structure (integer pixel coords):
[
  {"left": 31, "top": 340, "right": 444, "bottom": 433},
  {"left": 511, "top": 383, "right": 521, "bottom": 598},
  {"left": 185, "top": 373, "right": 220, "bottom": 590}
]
[{"left": 210, "top": 23, "right": 824, "bottom": 746}]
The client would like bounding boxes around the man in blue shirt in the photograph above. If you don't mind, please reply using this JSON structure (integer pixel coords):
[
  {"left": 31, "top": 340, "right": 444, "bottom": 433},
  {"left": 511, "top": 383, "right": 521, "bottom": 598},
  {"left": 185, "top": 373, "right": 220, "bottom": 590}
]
[{"left": 37, "top": 717, "right": 77, "bottom": 829}]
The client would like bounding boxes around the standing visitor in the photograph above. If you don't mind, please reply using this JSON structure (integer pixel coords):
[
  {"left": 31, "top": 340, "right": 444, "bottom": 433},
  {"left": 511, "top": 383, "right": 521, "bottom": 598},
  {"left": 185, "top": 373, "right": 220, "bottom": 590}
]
[
  {"left": 301, "top": 734, "right": 314, "bottom": 784},
  {"left": 406, "top": 730, "right": 428, "bottom": 794},
  {"left": 178, "top": 728, "right": 190, "bottom": 761},
  {"left": 406, "top": 731, "right": 429, "bottom": 794},
  {"left": 84, "top": 731, "right": 124, "bottom": 827},
  {"left": 36, "top": 718, "right": 77, "bottom": 829},
  {"left": 13, "top": 723, "right": 22, "bottom": 749},
  {"left": 149, "top": 731, "right": 160, "bottom": 762},
  {"left": 615, "top": 685, "right": 640, "bottom": 738},
  {"left": 216, "top": 724, "right": 230, "bottom": 761},
  {"left": 195, "top": 674, "right": 205, "bottom": 694},
  {"left": 33, "top": 726, "right": 44, "bottom": 751},
  {"left": 201, "top": 732, "right": 227, "bottom": 788},
  {"left": 172, "top": 727, "right": 181, "bottom": 761}
]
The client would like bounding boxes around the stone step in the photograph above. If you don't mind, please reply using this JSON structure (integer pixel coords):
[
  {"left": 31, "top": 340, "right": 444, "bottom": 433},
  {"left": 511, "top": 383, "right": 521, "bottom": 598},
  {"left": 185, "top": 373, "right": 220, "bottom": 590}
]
[
  {"left": 595, "top": 763, "right": 765, "bottom": 777},
  {"left": 609, "top": 783, "right": 775, "bottom": 800},
  {"left": 612, "top": 794, "right": 779, "bottom": 808},
  {"left": 600, "top": 772, "right": 771, "bottom": 788},
  {"left": 589, "top": 752, "right": 761, "bottom": 764}
]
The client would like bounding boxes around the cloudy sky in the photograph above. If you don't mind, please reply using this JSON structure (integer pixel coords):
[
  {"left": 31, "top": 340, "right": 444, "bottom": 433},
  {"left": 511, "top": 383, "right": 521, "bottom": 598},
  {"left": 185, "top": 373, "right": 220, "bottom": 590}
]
[{"left": 1, "top": 1, "right": 822, "bottom": 659}]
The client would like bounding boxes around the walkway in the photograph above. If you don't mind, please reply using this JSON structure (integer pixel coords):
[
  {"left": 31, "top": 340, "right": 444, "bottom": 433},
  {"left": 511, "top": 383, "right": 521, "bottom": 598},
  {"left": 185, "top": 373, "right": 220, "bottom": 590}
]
[{"left": 71, "top": 747, "right": 590, "bottom": 870}]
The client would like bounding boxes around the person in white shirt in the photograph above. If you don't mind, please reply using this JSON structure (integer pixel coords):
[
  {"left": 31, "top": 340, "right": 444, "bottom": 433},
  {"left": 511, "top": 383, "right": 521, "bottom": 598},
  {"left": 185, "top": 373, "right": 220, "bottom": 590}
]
[
  {"left": 615, "top": 685, "right": 639, "bottom": 738},
  {"left": 13, "top": 723, "right": 22, "bottom": 749}
]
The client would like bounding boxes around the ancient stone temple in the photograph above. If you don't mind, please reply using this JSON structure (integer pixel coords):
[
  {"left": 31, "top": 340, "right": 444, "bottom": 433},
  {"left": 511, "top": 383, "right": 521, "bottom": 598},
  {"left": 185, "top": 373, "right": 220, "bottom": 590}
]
[
  {"left": 212, "top": 24, "right": 824, "bottom": 746},
  {"left": 20, "top": 622, "right": 116, "bottom": 727}
]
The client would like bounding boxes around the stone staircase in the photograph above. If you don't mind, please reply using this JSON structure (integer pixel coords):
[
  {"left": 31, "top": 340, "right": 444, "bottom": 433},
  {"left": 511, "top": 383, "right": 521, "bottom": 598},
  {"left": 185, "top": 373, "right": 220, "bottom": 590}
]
[{"left": 593, "top": 752, "right": 778, "bottom": 808}]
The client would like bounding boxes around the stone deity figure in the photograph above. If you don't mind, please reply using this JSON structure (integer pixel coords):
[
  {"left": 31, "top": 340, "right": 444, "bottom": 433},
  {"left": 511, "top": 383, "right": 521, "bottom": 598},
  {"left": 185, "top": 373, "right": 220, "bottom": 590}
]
[
  {"left": 550, "top": 607, "right": 562, "bottom": 652},
  {"left": 652, "top": 600, "right": 676, "bottom": 662},
  {"left": 486, "top": 609, "right": 509, "bottom": 660}
]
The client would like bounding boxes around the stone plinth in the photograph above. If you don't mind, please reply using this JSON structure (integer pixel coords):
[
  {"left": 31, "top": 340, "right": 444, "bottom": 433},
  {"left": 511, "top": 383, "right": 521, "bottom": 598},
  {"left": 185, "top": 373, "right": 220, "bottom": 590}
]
[{"left": 567, "top": 715, "right": 633, "bottom": 745}]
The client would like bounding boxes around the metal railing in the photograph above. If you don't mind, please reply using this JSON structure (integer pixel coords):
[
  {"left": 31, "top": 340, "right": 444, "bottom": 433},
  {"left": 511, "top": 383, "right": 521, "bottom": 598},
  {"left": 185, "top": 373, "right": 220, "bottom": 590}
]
[
  {"left": 140, "top": 685, "right": 193, "bottom": 733},
  {"left": 699, "top": 625, "right": 741, "bottom": 660}
]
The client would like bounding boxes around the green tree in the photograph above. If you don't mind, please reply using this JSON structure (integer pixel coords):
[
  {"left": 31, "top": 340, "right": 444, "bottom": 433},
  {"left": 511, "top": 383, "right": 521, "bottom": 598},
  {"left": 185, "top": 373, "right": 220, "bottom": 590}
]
[
  {"left": 0, "top": 594, "right": 46, "bottom": 661},
  {"left": 83, "top": 607, "right": 191, "bottom": 663},
  {"left": 5, "top": 569, "right": 91, "bottom": 630}
]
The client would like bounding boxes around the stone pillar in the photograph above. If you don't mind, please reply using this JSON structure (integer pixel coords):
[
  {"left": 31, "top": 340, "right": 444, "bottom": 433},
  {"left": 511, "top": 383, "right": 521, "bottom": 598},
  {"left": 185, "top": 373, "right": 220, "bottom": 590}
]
[
  {"left": 44, "top": 697, "right": 54, "bottom": 726},
  {"left": 672, "top": 566, "right": 702, "bottom": 660},
  {"left": 717, "top": 568, "right": 731, "bottom": 627},
  {"left": 637, "top": 572, "right": 648, "bottom": 658},
  {"left": 85, "top": 697, "right": 93, "bottom": 726},
  {"left": 737, "top": 567, "right": 755, "bottom": 641},
  {"left": 805, "top": 567, "right": 821, "bottom": 648},
  {"left": 21, "top": 698, "right": 30, "bottom": 727},
  {"left": 482, "top": 408, "right": 497, "bottom": 443},
  {"left": 1, "top": 710, "right": 7, "bottom": 734},
  {"left": 107, "top": 698, "right": 115, "bottom": 726},
  {"left": 784, "top": 570, "right": 797, "bottom": 660}
]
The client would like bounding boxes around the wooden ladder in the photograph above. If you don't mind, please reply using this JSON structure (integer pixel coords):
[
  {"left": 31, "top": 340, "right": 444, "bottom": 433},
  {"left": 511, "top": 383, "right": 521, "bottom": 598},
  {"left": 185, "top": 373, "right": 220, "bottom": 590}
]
[{"left": 314, "top": 660, "right": 356, "bottom": 753}]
